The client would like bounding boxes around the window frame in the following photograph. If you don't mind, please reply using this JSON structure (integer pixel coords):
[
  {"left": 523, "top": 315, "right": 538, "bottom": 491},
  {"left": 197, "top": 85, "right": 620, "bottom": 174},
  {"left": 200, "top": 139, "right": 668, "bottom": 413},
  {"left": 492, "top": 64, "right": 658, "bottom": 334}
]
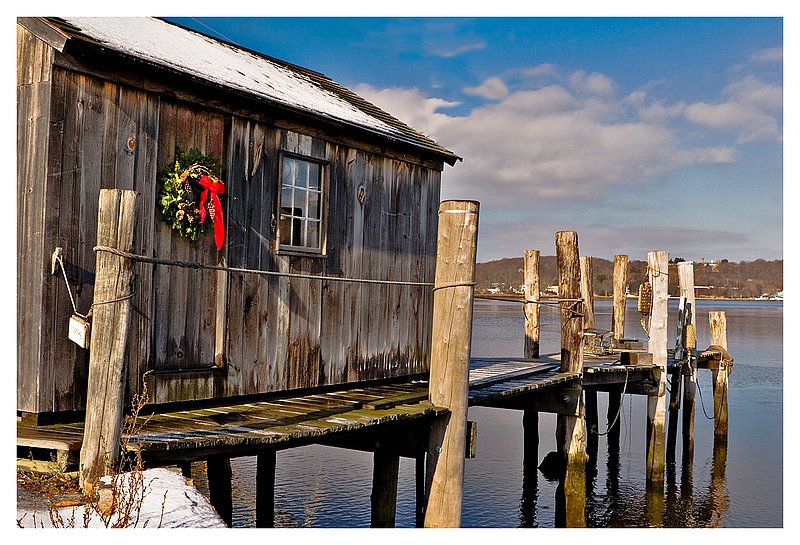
[{"left": 276, "top": 151, "right": 329, "bottom": 257}]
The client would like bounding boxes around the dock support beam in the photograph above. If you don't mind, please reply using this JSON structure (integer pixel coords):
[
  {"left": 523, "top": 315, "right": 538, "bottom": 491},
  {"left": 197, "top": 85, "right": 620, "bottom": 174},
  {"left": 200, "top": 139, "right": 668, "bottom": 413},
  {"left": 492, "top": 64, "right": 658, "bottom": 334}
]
[
  {"left": 256, "top": 451, "right": 276, "bottom": 528},
  {"left": 710, "top": 311, "right": 730, "bottom": 440},
  {"left": 555, "top": 231, "right": 587, "bottom": 528},
  {"left": 79, "top": 189, "right": 137, "bottom": 492},
  {"left": 207, "top": 456, "right": 233, "bottom": 527},
  {"left": 424, "top": 200, "right": 479, "bottom": 528},
  {"left": 646, "top": 250, "right": 669, "bottom": 486},
  {"left": 371, "top": 447, "right": 400, "bottom": 527}
]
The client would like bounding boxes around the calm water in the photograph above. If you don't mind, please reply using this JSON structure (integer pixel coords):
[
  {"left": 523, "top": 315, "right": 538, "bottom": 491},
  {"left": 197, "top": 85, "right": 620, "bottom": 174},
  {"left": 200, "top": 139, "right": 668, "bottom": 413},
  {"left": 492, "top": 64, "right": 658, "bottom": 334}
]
[{"left": 193, "top": 298, "right": 783, "bottom": 528}]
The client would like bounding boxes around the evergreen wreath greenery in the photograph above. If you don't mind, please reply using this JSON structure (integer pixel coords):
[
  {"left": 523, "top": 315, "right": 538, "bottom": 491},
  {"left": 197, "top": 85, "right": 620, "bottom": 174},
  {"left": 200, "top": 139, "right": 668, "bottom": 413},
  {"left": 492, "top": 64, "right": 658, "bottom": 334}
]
[{"left": 158, "top": 148, "right": 225, "bottom": 247}]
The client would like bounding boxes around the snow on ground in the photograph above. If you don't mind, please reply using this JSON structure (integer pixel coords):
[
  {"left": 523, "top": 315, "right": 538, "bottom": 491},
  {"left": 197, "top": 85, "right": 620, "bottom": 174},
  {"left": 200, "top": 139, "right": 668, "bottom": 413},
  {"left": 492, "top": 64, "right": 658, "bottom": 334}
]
[{"left": 16, "top": 467, "right": 226, "bottom": 528}]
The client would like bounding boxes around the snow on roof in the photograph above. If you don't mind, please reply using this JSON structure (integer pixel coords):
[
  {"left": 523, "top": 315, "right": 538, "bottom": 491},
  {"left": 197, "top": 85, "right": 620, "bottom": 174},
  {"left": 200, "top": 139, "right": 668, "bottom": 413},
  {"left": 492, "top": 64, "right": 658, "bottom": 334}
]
[{"left": 49, "top": 17, "right": 457, "bottom": 162}]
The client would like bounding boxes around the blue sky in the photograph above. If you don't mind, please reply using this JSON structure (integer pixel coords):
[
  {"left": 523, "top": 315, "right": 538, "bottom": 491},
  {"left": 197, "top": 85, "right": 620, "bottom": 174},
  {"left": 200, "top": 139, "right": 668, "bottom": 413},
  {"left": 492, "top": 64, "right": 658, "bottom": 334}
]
[{"left": 165, "top": 15, "right": 783, "bottom": 264}]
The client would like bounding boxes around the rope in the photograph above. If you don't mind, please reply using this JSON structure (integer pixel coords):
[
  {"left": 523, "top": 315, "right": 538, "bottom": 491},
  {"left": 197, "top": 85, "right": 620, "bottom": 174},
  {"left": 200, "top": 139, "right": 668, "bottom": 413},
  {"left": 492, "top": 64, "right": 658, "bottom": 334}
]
[
  {"left": 94, "top": 245, "right": 436, "bottom": 288},
  {"left": 54, "top": 251, "right": 136, "bottom": 319},
  {"left": 54, "top": 253, "right": 80, "bottom": 317},
  {"left": 696, "top": 376, "right": 715, "bottom": 420},
  {"left": 597, "top": 366, "right": 629, "bottom": 436}
]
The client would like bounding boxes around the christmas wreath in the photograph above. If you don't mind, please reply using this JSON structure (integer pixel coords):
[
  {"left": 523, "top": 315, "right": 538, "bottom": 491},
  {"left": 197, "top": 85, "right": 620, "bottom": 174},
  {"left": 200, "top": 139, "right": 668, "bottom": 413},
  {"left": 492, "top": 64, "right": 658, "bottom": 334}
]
[{"left": 158, "top": 148, "right": 226, "bottom": 250}]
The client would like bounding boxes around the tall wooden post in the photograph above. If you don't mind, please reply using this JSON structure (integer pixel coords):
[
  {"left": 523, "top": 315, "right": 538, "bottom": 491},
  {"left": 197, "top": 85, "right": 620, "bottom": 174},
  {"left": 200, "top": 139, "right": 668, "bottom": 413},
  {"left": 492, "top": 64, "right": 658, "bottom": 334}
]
[
  {"left": 646, "top": 250, "right": 669, "bottom": 486},
  {"left": 555, "top": 231, "right": 586, "bottom": 527},
  {"left": 522, "top": 250, "right": 540, "bottom": 475},
  {"left": 256, "top": 450, "right": 276, "bottom": 528},
  {"left": 579, "top": 256, "right": 594, "bottom": 330},
  {"left": 371, "top": 447, "right": 400, "bottom": 527},
  {"left": 523, "top": 249, "right": 541, "bottom": 359},
  {"left": 424, "top": 200, "right": 479, "bottom": 528},
  {"left": 679, "top": 262, "right": 697, "bottom": 463},
  {"left": 79, "top": 189, "right": 137, "bottom": 491},
  {"left": 612, "top": 255, "right": 628, "bottom": 344},
  {"left": 709, "top": 311, "right": 730, "bottom": 439}
]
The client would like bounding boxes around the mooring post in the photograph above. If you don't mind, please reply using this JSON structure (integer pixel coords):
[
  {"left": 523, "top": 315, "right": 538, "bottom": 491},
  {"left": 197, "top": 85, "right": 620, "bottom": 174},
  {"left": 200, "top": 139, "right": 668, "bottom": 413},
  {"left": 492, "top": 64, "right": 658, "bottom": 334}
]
[
  {"left": 207, "top": 456, "right": 233, "bottom": 527},
  {"left": 424, "top": 200, "right": 479, "bottom": 528},
  {"left": 256, "top": 450, "right": 276, "bottom": 528},
  {"left": 709, "top": 311, "right": 730, "bottom": 439},
  {"left": 646, "top": 250, "right": 669, "bottom": 486},
  {"left": 522, "top": 249, "right": 540, "bottom": 471},
  {"left": 678, "top": 262, "right": 697, "bottom": 463},
  {"left": 612, "top": 255, "right": 628, "bottom": 345},
  {"left": 371, "top": 446, "right": 400, "bottom": 527},
  {"left": 79, "top": 189, "right": 137, "bottom": 492},
  {"left": 555, "top": 231, "right": 587, "bottom": 527}
]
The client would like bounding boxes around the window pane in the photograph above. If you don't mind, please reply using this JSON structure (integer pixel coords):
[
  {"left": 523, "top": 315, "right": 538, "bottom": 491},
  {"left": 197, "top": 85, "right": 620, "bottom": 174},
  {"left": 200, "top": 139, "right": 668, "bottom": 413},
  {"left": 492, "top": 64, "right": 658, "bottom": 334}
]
[
  {"left": 279, "top": 214, "right": 293, "bottom": 246},
  {"left": 307, "top": 220, "right": 320, "bottom": 249},
  {"left": 282, "top": 157, "right": 296, "bottom": 187},
  {"left": 281, "top": 187, "right": 293, "bottom": 212},
  {"left": 307, "top": 163, "right": 320, "bottom": 190},
  {"left": 308, "top": 190, "right": 320, "bottom": 220},
  {"left": 296, "top": 161, "right": 308, "bottom": 189}
]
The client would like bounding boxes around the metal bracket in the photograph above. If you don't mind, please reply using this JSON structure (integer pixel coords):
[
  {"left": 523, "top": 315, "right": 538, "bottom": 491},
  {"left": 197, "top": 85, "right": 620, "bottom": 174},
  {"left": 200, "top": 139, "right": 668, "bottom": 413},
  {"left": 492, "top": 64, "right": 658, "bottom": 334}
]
[{"left": 51, "top": 247, "right": 63, "bottom": 275}]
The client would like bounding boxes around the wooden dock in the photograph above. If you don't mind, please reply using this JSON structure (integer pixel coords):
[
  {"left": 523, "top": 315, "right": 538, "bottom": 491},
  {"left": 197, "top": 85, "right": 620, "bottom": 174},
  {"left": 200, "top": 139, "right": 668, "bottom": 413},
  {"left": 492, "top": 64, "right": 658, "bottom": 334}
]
[{"left": 17, "top": 355, "right": 657, "bottom": 467}]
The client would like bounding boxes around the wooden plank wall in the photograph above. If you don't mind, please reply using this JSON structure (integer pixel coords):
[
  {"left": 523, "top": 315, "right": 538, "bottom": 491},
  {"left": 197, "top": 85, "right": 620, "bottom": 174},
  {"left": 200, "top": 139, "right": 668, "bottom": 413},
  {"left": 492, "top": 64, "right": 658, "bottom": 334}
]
[
  {"left": 21, "top": 58, "right": 442, "bottom": 412},
  {"left": 17, "top": 26, "right": 54, "bottom": 413}
]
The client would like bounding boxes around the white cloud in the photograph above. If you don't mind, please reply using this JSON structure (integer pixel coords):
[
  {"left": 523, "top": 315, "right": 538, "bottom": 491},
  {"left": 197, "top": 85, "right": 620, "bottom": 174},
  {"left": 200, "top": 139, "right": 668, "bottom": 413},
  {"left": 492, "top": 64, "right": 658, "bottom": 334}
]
[
  {"left": 683, "top": 76, "right": 782, "bottom": 143},
  {"left": 353, "top": 84, "right": 461, "bottom": 138},
  {"left": 463, "top": 77, "right": 509, "bottom": 100},
  {"left": 750, "top": 47, "right": 782, "bottom": 64},
  {"left": 431, "top": 40, "right": 486, "bottom": 58},
  {"left": 569, "top": 70, "right": 615, "bottom": 97}
]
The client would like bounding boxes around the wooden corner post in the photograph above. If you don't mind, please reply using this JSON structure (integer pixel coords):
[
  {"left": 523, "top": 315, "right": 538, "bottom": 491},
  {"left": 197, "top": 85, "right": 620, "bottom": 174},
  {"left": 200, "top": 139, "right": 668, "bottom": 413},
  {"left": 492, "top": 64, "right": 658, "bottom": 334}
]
[
  {"left": 79, "top": 189, "right": 137, "bottom": 491},
  {"left": 646, "top": 250, "right": 669, "bottom": 485},
  {"left": 424, "top": 200, "right": 479, "bottom": 528},
  {"left": 709, "top": 311, "right": 730, "bottom": 439}
]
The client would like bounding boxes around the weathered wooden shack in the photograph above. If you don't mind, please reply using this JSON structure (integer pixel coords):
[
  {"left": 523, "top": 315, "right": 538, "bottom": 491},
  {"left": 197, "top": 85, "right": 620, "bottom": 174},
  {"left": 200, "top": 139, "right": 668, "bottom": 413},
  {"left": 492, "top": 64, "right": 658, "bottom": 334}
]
[{"left": 17, "top": 17, "right": 460, "bottom": 420}]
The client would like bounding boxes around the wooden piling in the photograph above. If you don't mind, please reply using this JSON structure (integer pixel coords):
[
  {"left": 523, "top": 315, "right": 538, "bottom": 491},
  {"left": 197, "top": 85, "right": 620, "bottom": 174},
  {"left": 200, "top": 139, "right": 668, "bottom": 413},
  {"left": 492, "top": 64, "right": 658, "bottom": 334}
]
[
  {"left": 523, "top": 249, "right": 541, "bottom": 359},
  {"left": 371, "top": 447, "right": 400, "bottom": 527},
  {"left": 256, "top": 451, "right": 276, "bottom": 528},
  {"left": 709, "top": 311, "right": 729, "bottom": 438},
  {"left": 423, "top": 200, "right": 479, "bottom": 528},
  {"left": 679, "top": 262, "right": 697, "bottom": 462},
  {"left": 522, "top": 249, "right": 540, "bottom": 472},
  {"left": 612, "top": 255, "right": 628, "bottom": 344},
  {"left": 79, "top": 189, "right": 137, "bottom": 491},
  {"left": 555, "top": 231, "right": 587, "bottom": 482},
  {"left": 646, "top": 250, "right": 669, "bottom": 485}
]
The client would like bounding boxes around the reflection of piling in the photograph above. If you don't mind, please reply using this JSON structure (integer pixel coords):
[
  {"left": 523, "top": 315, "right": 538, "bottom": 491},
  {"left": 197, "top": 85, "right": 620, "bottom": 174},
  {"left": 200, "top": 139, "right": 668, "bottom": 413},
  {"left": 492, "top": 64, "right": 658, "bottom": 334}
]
[
  {"left": 256, "top": 451, "right": 276, "bottom": 527},
  {"left": 423, "top": 200, "right": 479, "bottom": 528},
  {"left": 646, "top": 250, "right": 669, "bottom": 486}
]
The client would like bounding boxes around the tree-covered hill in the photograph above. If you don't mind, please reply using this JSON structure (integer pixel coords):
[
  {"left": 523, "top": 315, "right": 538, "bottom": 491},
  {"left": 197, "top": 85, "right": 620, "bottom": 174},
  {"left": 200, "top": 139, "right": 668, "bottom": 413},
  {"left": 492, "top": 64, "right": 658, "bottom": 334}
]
[{"left": 476, "top": 256, "right": 783, "bottom": 299}]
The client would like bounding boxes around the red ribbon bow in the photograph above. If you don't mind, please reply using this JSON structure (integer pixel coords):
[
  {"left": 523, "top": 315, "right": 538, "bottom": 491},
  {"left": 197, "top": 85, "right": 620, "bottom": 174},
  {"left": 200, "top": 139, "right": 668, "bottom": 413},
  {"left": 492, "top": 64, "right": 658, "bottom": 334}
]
[{"left": 198, "top": 175, "right": 225, "bottom": 250}]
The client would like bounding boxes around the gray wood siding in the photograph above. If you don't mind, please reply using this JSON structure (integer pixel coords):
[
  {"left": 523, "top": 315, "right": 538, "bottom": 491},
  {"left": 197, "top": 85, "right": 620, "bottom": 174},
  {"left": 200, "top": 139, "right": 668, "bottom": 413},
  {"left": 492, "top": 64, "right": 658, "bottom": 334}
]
[
  {"left": 19, "top": 59, "right": 441, "bottom": 413},
  {"left": 17, "top": 25, "right": 54, "bottom": 413}
]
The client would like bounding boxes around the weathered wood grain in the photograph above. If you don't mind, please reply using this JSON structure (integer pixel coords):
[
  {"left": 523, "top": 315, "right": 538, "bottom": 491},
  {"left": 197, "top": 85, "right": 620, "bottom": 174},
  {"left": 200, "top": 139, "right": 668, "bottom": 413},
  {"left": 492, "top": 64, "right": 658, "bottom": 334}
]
[
  {"left": 612, "top": 255, "right": 628, "bottom": 343},
  {"left": 646, "top": 250, "right": 669, "bottom": 484},
  {"left": 79, "top": 189, "right": 136, "bottom": 490}
]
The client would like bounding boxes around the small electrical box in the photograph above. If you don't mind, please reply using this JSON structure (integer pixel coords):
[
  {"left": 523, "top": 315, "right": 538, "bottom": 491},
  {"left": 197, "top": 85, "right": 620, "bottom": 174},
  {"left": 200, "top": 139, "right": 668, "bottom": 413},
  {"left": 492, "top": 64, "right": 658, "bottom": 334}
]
[{"left": 68, "top": 314, "right": 90, "bottom": 349}]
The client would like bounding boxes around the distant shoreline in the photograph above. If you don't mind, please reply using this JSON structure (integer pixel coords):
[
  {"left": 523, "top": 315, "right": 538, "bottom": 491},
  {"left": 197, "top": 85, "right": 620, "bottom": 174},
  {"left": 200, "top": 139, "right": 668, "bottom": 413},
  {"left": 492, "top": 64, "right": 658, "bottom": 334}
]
[{"left": 476, "top": 293, "right": 783, "bottom": 302}]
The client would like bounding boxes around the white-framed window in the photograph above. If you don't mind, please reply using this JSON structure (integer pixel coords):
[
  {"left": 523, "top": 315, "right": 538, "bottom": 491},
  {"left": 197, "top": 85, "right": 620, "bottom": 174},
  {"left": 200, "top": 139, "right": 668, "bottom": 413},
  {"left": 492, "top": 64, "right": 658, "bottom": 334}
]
[{"left": 278, "top": 153, "right": 327, "bottom": 254}]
